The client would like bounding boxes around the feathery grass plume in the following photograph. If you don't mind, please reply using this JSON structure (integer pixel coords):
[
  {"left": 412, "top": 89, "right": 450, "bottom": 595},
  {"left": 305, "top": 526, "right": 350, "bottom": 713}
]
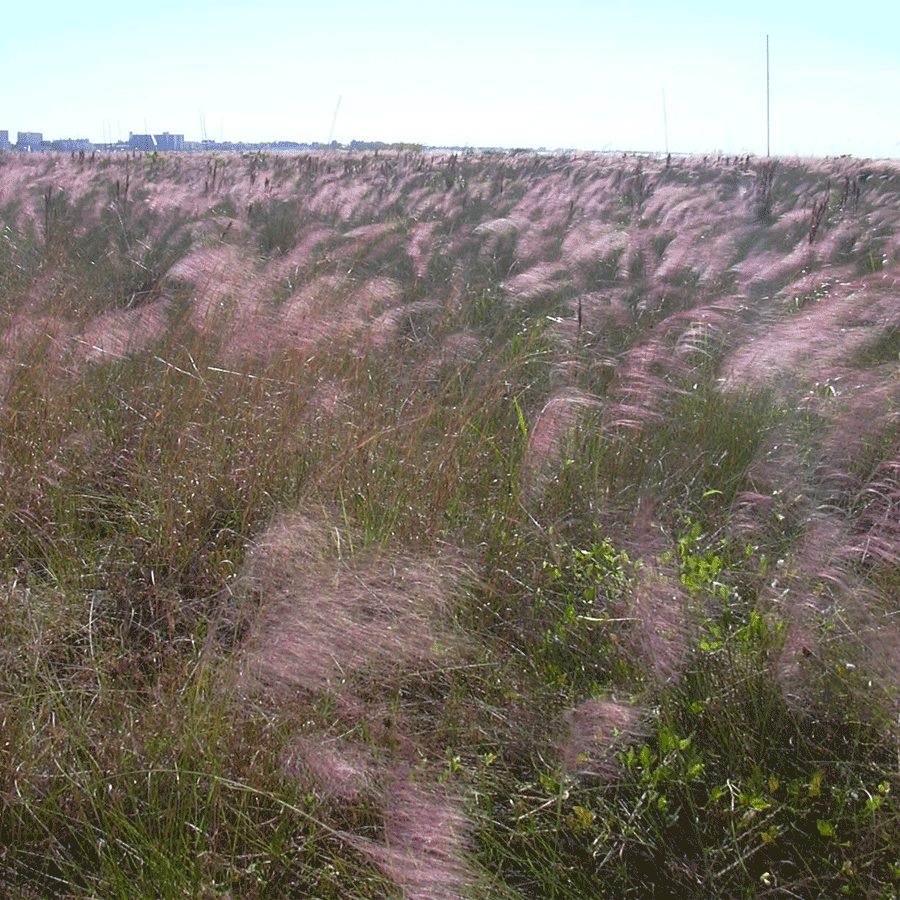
[
  {"left": 560, "top": 219, "right": 627, "bottom": 275},
  {"left": 283, "top": 737, "right": 376, "bottom": 803},
  {"left": 722, "top": 272, "right": 900, "bottom": 393},
  {"left": 369, "top": 299, "right": 443, "bottom": 351},
  {"left": 618, "top": 486, "right": 695, "bottom": 684},
  {"left": 73, "top": 296, "right": 171, "bottom": 363},
  {"left": 270, "top": 272, "right": 367, "bottom": 354},
  {"left": 232, "top": 510, "right": 488, "bottom": 898},
  {"left": 626, "top": 561, "right": 691, "bottom": 684},
  {"left": 347, "top": 779, "right": 475, "bottom": 900},
  {"left": 501, "top": 261, "right": 572, "bottom": 310},
  {"left": 520, "top": 387, "right": 602, "bottom": 501},
  {"left": 238, "top": 510, "right": 467, "bottom": 694},
  {"left": 405, "top": 219, "right": 441, "bottom": 279},
  {"left": 603, "top": 335, "right": 694, "bottom": 432},
  {"left": 277, "top": 223, "right": 340, "bottom": 270},
  {"left": 561, "top": 699, "right": 648, "bottom": 781}
]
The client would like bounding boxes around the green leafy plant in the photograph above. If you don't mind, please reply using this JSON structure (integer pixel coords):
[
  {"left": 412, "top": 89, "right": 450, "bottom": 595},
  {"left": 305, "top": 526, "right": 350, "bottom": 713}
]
[{"left": 533, "top": 539, "right": 636, "bottom": 694}]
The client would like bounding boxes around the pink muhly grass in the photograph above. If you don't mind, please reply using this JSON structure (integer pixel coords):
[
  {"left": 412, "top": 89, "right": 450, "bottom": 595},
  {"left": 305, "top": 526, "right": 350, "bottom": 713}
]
[
  {"left": 369, "top": 300, "right": 442, "bottom": 351},
  {"left": 297, "top": 379, "right": 352, "bottom": 428},
  {"left": 277, "top": 225, "right": 340, "bottom": 270},
  {"left": 349, "top": 779, "right": 474, "bottom": 900},
  {"left": 406, "top": 220, "right": 440, "bottom": 279},
  {"left": 307, "top": 177, "right": 376, "bottom": 222},
  {"left": 561, "top": 698, "right": 648, "bottom": 781},
  {"left": 642, "top": 184, "right": 709, "bottom": 229},
  {"left": 169, "top": 245, "right": 277, "bottom": 360},
  {"left": 721, "top": 273, "right": 900, "bottom": 391},
  {"left": 514, "top": 226, "right": 565, "bottom": 270},
  {"left": 471, "top": 216, "right": 519, "bottom": 241},
  {"left": 342, "top": 222, "right": 402, "bottom": 242},
  {"left": 568, "top": 289, "right": 632, "bottom": 338},
  {"left": 234, "top": 509, "right": 478, "bottom": 898},
  {"left": 624, "top": 493, "right": 692, "bottom": 683},
  {"left": 654, "top": 229, "right": 715, "bottom": 286},
  {"left": 603, "top": 337, "right": 695, "bottom": 432},
  {"left": 73, "top": 297, "right": 170, "bottom": 364},
  {"left": 240, "top": 511, "right": 465, "bottom": 695},
  {"left": 502, "top": 261, "right": 570, "bottom": 302},
  {"left": 844, "top": 453, "right": 900, "bottom": 572},
  {"left": 520, "top": 387, "right": 602, "bottom": 499},
  {"left": 407, "top": 329, "right": 487, "bottom": 386},
  {"left": 265, "top": 273, "right": 400, "bottom": 358},
  {"left": 283, "top": 738, "right": 376, "bottom": 803},
  {"left": 560, "top": 221, "right": 627, "bottom": 270}
]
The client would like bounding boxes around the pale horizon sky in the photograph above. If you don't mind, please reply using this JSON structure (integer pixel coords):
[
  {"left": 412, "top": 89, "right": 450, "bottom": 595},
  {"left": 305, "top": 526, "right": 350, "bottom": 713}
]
[{"left": 5, "top": 0, "right": 899, "bottom": 158}]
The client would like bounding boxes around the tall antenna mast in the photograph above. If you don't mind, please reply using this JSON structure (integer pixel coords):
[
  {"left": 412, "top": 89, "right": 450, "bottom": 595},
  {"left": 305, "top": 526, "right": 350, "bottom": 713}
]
[
  {"left": 766, "top": 35, "right": 770, "bottom": 157},
  {"left": 328, "top": 95, "right": 342, "bottom": 148}
]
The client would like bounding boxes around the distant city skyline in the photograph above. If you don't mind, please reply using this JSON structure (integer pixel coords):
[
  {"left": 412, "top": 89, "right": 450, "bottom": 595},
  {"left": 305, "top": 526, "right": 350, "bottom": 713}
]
[
  {"left": 5, "top": 1, "right": 899, "bottom": 159},
  {"left": 0, "top": 127, "right": 513, "bottom": 153}
]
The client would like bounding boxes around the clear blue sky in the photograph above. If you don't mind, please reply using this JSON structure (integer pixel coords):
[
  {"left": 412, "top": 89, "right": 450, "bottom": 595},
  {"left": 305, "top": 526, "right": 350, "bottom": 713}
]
[{"left": 5, "top": 0, "right": 898, "bottom": 157}]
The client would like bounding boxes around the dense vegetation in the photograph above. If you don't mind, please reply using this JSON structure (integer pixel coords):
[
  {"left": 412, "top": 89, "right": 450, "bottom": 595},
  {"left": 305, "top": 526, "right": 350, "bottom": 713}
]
[{"left": 2, "top": 147, "right": 900, "bottom": 898}]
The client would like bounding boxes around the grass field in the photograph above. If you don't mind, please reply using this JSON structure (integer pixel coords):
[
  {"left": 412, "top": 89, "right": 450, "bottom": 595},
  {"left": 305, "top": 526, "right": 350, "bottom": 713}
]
[{"left": 2, "top": 147, "right": 900, "bottom": 898}]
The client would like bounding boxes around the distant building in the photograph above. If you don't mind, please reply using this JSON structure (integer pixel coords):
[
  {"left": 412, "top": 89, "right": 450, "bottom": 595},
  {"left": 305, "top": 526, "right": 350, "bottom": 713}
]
[
  {"left": 128, "top": 133, "right": 156, "bottom": 151},
  {"left": 0, "top": 130, "right": 9, "bottom": 150},
  {"left": 153, "top": 132, "right": 184, "bottom": 151},
  {"left": 52, "top": 138, "right": 92, "bottom": 152},
  {"left": 17, "top": 131, "right": 43, "bottom": 151}
]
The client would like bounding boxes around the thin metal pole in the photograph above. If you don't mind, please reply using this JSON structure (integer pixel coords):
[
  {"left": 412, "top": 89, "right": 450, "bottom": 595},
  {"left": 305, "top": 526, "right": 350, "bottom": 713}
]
[
  {"left": 328, "top": 96, "right": 342, "bottom": 148},
  {"left": 766, "top": 35, "right": 770, "bottom": 157}
]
